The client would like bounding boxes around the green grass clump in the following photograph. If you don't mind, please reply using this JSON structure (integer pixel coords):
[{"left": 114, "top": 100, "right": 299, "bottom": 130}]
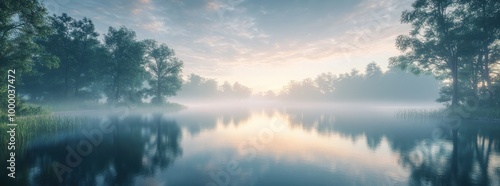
[{"left": 0, "top": 115, "right": 86, "bottom": 156}]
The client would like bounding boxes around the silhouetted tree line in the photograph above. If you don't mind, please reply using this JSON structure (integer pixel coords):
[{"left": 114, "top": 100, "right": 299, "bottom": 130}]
[
  {"left": 173, "top": 74, "right": 252, "bottom": 100},
  {"left": 390, "top": 0, "right": 500, "bottom": 107},
  {"left": 0, "top": 0, "right": 182, "bottom": 105},
  {"left": 273, "top": 62, "right": 440, "bottom": 102}
]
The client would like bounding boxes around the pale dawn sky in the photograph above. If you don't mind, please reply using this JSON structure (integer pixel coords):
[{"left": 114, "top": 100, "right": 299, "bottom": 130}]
[{"left": 42, "top": 0, "right": 413, "bottom": 92}]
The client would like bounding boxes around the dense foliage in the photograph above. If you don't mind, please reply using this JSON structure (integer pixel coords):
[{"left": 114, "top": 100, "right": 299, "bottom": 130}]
[
  {"left": 2, "top": 11, "right": 184, "bottom": 105},
  {"left": 390, "top": 0, "right": 500, "bottom": 107}
]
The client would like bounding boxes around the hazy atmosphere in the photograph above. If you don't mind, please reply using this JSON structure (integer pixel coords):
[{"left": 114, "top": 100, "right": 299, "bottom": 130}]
[{"left": 1, "top": 0, "right": 499, "bottom": 185}]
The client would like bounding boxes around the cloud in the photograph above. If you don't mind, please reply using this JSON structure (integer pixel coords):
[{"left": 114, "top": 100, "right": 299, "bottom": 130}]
[
  {"left": 41, "top": 0, "right": 414, "bottom": 91},
  {"left": 205, "top": 0, "right": 222, "bottom": 11}
]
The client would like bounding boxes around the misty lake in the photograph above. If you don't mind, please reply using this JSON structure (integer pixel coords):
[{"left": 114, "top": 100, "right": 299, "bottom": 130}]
[{"left": 2, "top": 105, "right": 500, "bottom": 186}]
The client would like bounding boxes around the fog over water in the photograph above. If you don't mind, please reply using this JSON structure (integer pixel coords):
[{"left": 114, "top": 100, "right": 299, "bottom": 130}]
[{"left": 1, "top": 103, "right": 496, "bottom": 186}]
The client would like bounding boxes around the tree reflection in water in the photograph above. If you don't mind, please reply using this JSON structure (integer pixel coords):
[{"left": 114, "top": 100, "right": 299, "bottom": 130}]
[
  {"left": 3, "top": 108, "right": 500, "bottom": 185},
  {"left": 276, "top": 108, "right": 500, "bottom": 186},
  {"left": 400, "top": 123, "right": 500, "bottom": 186},
  {"left": 24, "top": 114, "right": 182, "bottom": 186}
]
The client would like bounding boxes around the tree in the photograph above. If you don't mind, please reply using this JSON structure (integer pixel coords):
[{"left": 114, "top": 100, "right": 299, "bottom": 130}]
[
  {"left": 389, "top": 0, "right": 465, "bottom": 106},
  {"left": 231, "top": 82, "right": 251, "bottom": 99},
  {"left": 280, "top": 78, "right": 322, "bottom": 100},
  {"left": 390, "top": 0, "right": 500, "bottom": 107},
  {"left": 365, "top": 62, "right": 383, "bottom": 78},
  {"left": 103, "top": 26, "right": 146, "bottom": 103},
  {"left": 21, "top": 14, "right": 104, "bottom": 102},
  {"left": 0, "top": 0, "right": 55, "bottom": 109},
  {"left": 70, "top": 17, "right": 103, "bottom": 100},
  {"left": 175, "top": 74, "right": 220, "bottom": 99},
  {"left": 219, "top": 81, "right": 251, "bottom": 99},
  {"left": 221, "top": 81, "right": 233, "bottom": 97},
  {"left": 0, "top": 0, "right": 53, "bottom": 76},
  {"left": 45, "top": 13, "right": 76, "bottom": 99},
  {"left": 315, "top": 72, "right": 336, "bottom": 95},
  {"left": 460, "top": 0, "right": 500, "bottom": 104},
  {"left": 143, "top": 40, "right": 183, "bottom": 104}
]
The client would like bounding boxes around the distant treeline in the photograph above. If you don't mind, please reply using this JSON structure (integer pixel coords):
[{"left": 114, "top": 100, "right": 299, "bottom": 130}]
[
  {"left": 174, "top": 74, "right": 252, "bottom": 100},
  {"left": 173, "top": 63, "right": 440, "bottom": 102},
  {"left": 263, "top": 62, "right": 440, "bottom": 102}
]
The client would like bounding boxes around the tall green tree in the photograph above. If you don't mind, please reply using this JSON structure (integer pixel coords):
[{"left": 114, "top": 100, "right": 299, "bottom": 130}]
[
  {"left": 0, "top": 0, "right": 54, "bottom": 76},
  {"left": 22, "top": 14, "right": 103, "bottom": 102},
  {"left": 143, "top": 40, "right": 183, "bottom": 104},
  {"left": 103, "top": 26, "right": 146, "bottom": 103},
  {"left": 27, "top": 13, "right": 76, "bottom": 100},
  {"left": 391, "top": 0, "right": 500, "bottom": 107},
  {"left": 0, "top": 0, "right": 55, "bottom": 109},
  {"left": 70, "top": 17, "right": 103, "bottom": 99},
  {"left": 390, "top": 0, "right": 465, "bottom": 106},
  {"left": 461, "top": 0, "right": 500, "bottom": 103}
]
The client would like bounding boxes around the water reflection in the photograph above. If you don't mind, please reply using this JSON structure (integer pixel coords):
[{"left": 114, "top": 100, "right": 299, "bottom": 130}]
[
  {"left": 171, "top": 108, "right": 251, "bottom": 136},
  {"left": 402, "top": 125, "right": 500, "bottom": 186},
  {"left": 279, "top": 107, "right": 500, "bottom": 185},
  {"left": 13, "top": 114, "right": 182, "bottom": 186},
  {"left": 1, "top": 107, "right": 499, "bottom": 185}
]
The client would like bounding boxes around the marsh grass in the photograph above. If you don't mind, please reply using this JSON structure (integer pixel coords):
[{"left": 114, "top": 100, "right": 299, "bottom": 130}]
[
  {"left": 394, "top": 109, "right": 444, "bottom": 120},
  {"left": 0, "top": 115, "right": 86, "bottom": 156},
  {"left": 395, "top": 107, "right": 500, "bottom": 121}
]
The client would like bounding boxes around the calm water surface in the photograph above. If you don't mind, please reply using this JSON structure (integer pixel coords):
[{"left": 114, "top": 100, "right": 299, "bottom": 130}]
[{"left": 2, "top": 106, "right": 500, "bottom": 186}]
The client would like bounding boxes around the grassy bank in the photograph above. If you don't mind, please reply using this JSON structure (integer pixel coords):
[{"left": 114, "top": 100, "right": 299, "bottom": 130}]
[{"left": 0, "top": 115, "right": 85, "bottom": 159}]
